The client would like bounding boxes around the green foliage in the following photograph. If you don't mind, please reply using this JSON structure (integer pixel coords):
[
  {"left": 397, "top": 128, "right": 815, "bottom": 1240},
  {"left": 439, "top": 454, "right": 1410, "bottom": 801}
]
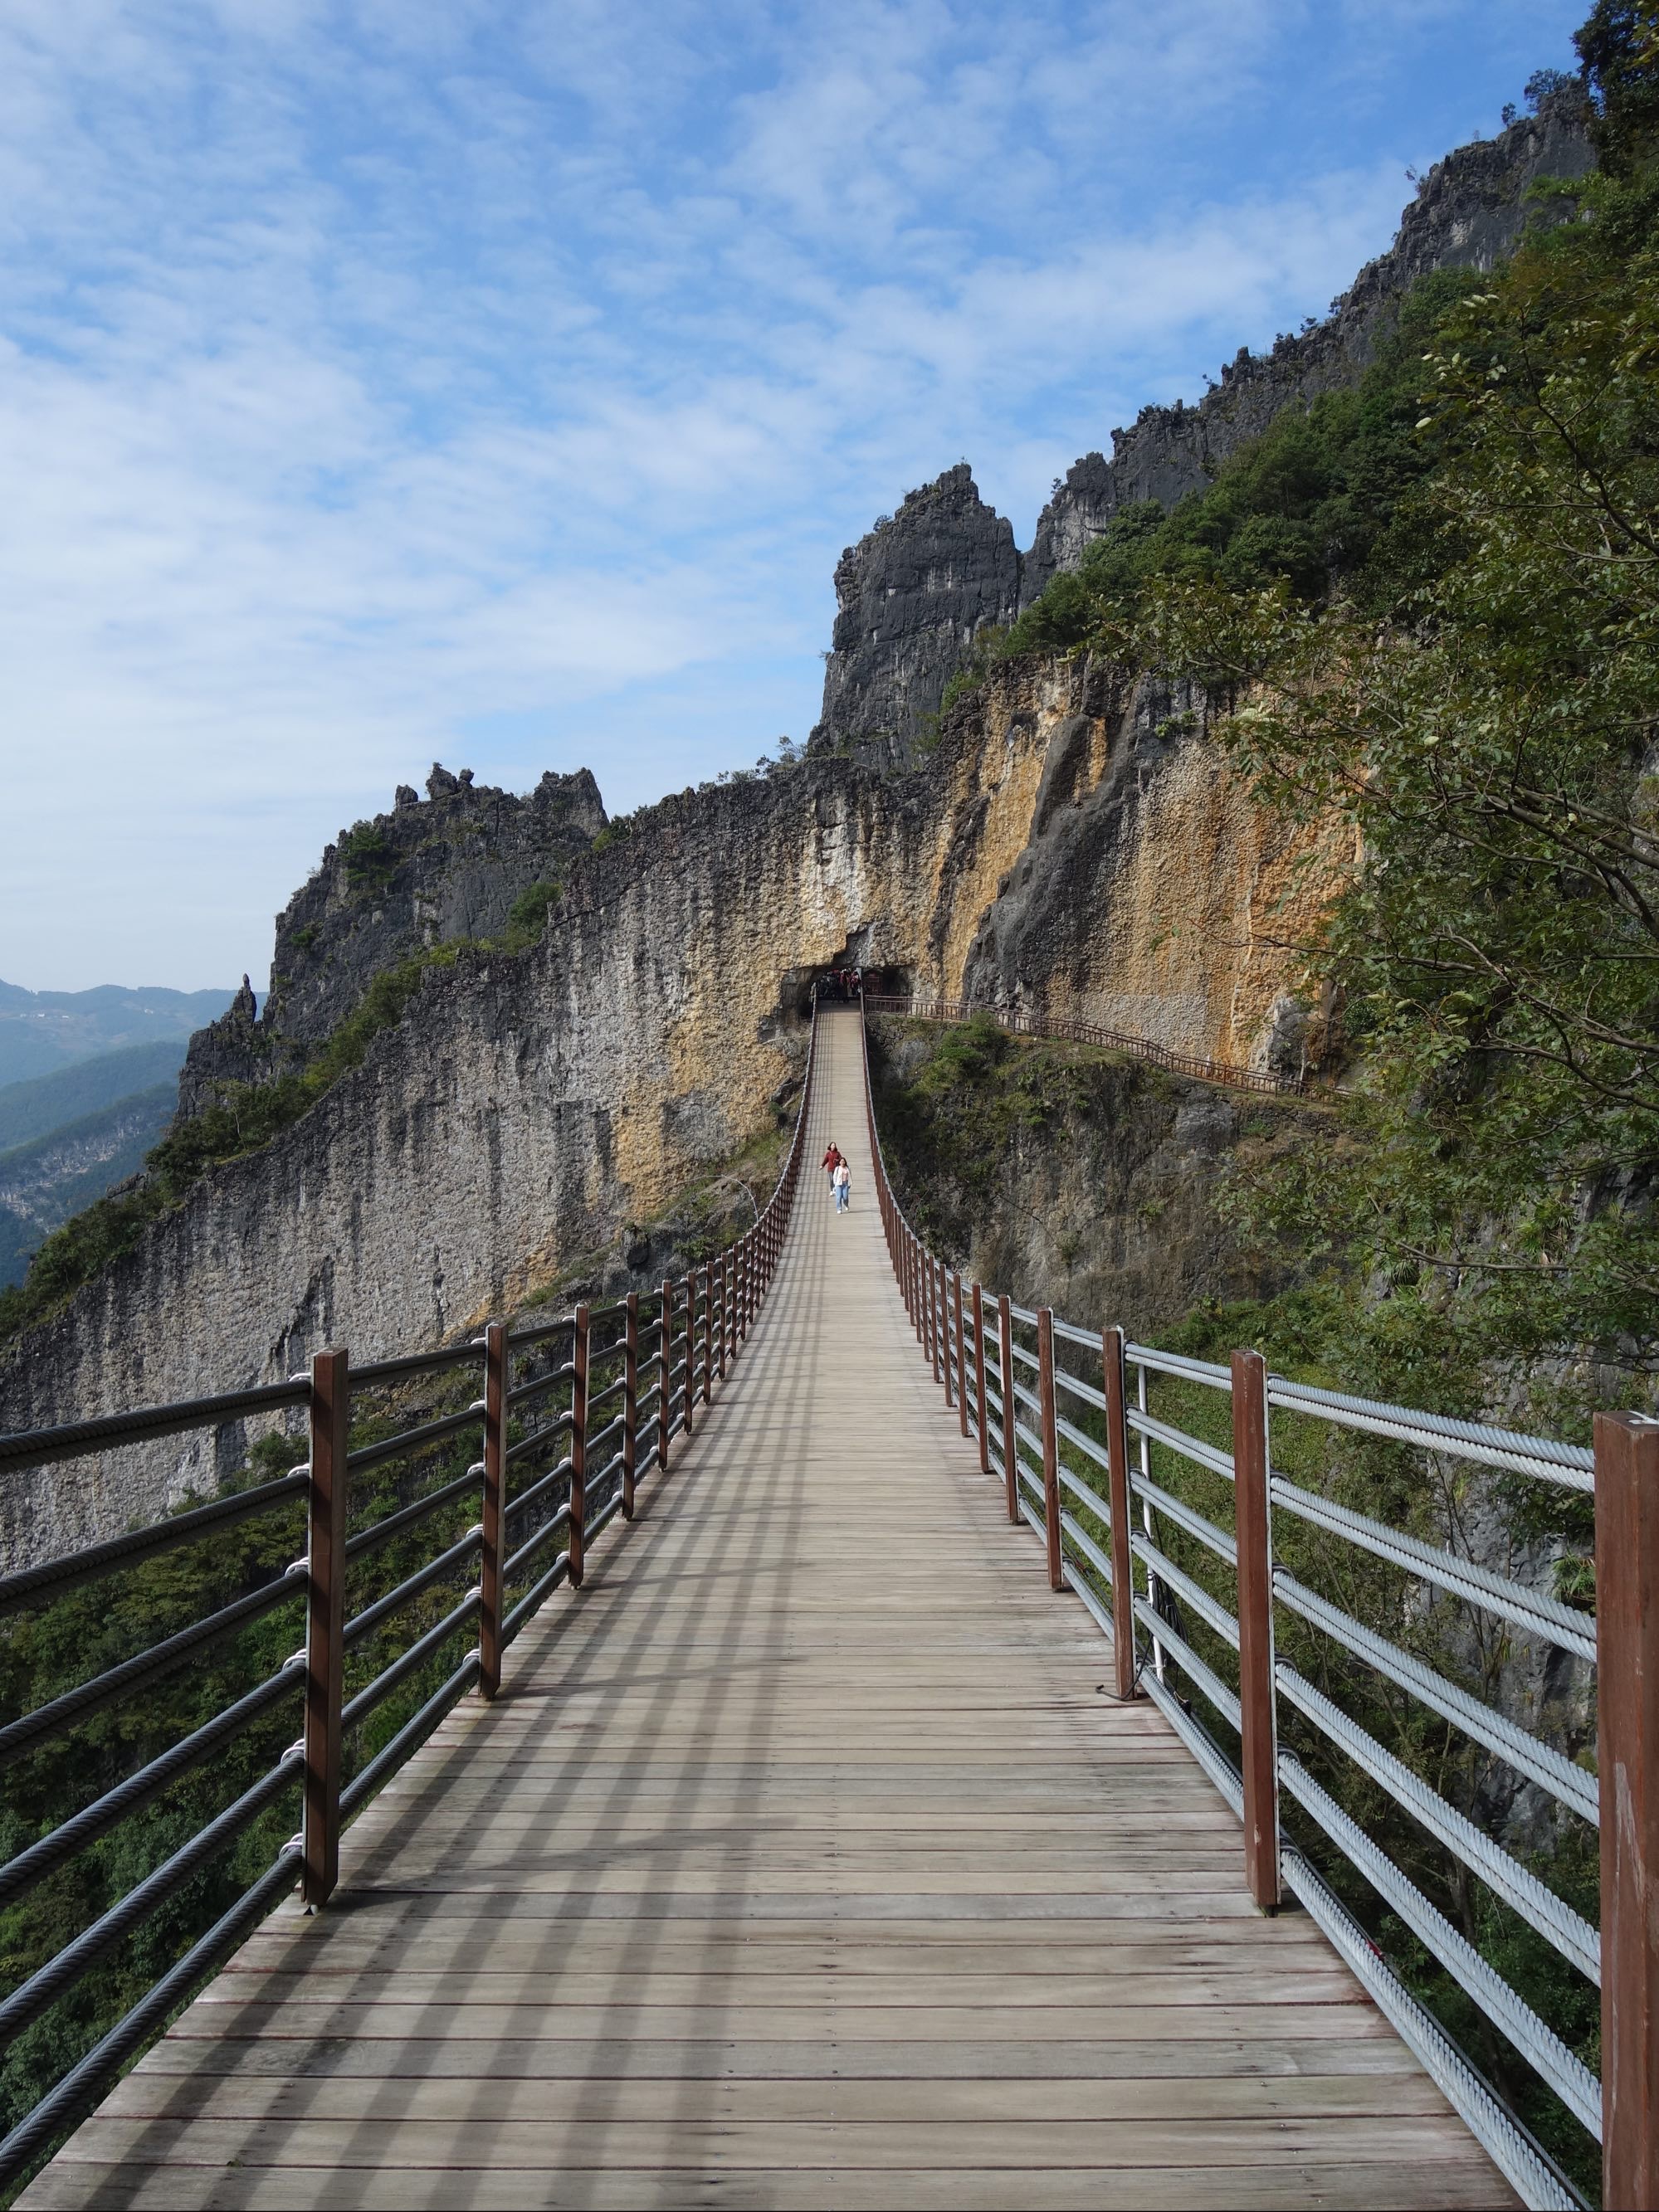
[
  {"left": 337, "top": 822, "right": 398, "bottom": 899},
  {"left": 501, "top": 877, "right": 564, "bottom": 949},
  {"left": 1577, "top": 0, "right": 1659, "bottom": 174},
  {"left": 1106, "top": 149, "right": 1659, "bottom": 1397}
]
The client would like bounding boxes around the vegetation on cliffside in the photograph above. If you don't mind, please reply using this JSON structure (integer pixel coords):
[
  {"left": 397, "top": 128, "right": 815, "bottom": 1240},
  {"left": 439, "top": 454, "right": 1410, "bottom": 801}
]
[{"left": 947, "top": 4, "right": 1659, "bottom": 1430}]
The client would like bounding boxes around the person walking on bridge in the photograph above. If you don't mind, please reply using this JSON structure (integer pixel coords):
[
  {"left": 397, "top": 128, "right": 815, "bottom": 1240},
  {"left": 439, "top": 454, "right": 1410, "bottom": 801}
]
[
  {"left": 822, "top": 1140, "right": 843, "bottom": 1184},
  {"left": 832, "top": 1158, "right": 851, "bottom": 1214}
]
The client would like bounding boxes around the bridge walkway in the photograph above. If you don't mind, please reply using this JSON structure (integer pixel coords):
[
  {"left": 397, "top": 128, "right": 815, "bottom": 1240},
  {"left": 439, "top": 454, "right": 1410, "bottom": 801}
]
[{"left": 22, "top": 1008, "right": 1512, "bottom": 2209}]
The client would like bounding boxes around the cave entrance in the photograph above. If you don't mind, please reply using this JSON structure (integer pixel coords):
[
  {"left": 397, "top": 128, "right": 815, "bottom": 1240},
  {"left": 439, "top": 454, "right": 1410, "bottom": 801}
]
[{"left": 781, "top": 959, "right": 913, "bottom": 1019}]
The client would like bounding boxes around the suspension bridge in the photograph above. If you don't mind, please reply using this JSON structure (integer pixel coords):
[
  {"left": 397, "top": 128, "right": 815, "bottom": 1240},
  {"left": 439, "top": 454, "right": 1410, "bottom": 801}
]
[{"left": 0, "top": 1005, "right": 1649, "bottom": 2209}]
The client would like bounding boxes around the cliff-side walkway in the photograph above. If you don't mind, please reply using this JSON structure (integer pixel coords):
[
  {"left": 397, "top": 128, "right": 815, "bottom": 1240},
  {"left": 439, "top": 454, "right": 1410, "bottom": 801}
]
[{"left": 22, "top": 1010, "right": 1513, "bottom": 2210}]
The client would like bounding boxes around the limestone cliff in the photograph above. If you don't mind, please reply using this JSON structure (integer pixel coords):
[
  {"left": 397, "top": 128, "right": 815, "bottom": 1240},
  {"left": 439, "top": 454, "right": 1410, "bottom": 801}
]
[
  {"left": 2, "top": 661, "right": 1343, "bottom": 1564},
  {"left": 808, "top": 465, "right": 1022, "bottom": 765},
  {"left": 1023, "top": 94, "right": 1593, "bottom": 595},
  {"left": 809, "top": 95, "right": 1594, "bottom": 767},
  {"left": 177, "top": 764, "right": 605, "bottom": 1112}
]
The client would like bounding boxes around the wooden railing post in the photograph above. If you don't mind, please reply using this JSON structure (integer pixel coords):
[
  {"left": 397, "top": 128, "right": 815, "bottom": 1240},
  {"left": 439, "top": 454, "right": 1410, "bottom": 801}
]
[
  {"left": 717, "top": 1254, "right": 728, "bottom": 1383},
  {"left": 954, "top": 1274, "right": 969, "bottom": 1438},
  {"left": 943, "top": 1270, "right": 956, "bottom": 1411},
  {"left": 302, "top": 1345, "right": 349, "bottom": 1909},
  {"left": 1231, "top": 1348, "right": 1280, "bottom": 1912},
  {"left": 478, "top": 1323, "right": 506, "bottom": 1699},
  {"left": 701, "top": 1262, "right": 714, "bottom": 1405},
  {"left": 931, "top": 1260, "right": 944, "bottom": 1386},
  {"left": 658, "top": 1279, "right": 672, "bottom": 1472},
  {"left": 1596, "top": 1412, "right": 1659, "bottom": 2210},
  {"left": 568, "top": 1305, "right": 589, "bottom": 1588},
  {"left": 682, "top": 1277, "right": 695, "bottom": 1438},
  {"left": 998, "top": 1295, "right": 1017, "bottom": 1524},
  {"left": 622, "top": 1293, "right": 638, "bottom": 1520},
  {"left": 1037, "top": 1307, "right": 1063, "bottom": 1591},
  {"left": 972, "top": 1284, "right": 989, "bottom": 1474},
  {"left": 1101, "top": 1327, "right": 1139, "bottom": 1701}
]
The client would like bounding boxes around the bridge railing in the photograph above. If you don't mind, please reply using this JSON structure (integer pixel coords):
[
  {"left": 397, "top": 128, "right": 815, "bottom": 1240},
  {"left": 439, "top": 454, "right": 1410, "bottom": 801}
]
[
  {"left": 0, "top": 1014, "right": 817, "bottom": 2193},
  {"left": 861, "top": 1000, "right": 1650, "bottom": 2212},
  {"left": 861, "top": 992, "right": 1328, "bottom": 1095}
]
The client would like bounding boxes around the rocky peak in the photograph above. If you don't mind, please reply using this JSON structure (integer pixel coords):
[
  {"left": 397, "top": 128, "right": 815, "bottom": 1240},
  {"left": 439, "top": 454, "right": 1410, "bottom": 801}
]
[
  {"left": 1022, "top": 93, "right": 1593, "bottom": 595},
  {"left": 175, "top": 766, "right": 608, "bottom": 1115},
  {"left": 808, "top": 464, "right": 1022, "bottom": 767}
]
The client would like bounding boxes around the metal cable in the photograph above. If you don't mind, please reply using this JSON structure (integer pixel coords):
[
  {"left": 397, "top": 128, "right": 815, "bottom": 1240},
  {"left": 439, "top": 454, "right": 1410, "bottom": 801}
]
[
  {"left": 1279, "top": 1847, "right": 1583, "bottom": 2212},
  {"left": 501, "top": 1551, "right": 570, "bottom": 1644},
  {"left": 1125, "top": 1406, "right": 1235, "bottom": 1482},
  {"left": 1278, "top": 1754, "right": 1602, "bottom": 2139},
  {"left": 1127, "top": 1474, "right": 1237, "bottom": 1566},
  {"left": 339, "top": 1651, "right": 481, "bottom": 1817},
  {"left": 0, "top": 1659, "right": 304, "bottom": 1910},
  {"left": 346, "top": 1464, "right": 482, "bottom": 1562},
  {"left": 1271, "top": 1476, "right": 1595, "bottom": 1661},
  {"left": 1267, "top": 1378, "right": 1593, "bottom": 1493},
  {"left": 0, "top": 1469, "right": 309, "bottom": 1618},
  {"left": 1130, "top": 1596, "right": 1242, "bottom": 1730},
  {"left": 343, "top": 1529, "right": 481, "bottom": 1649},
  {"left": 342, "top": 1591, "right": 481, "bottom": 1729},
  {"left": 1128, "top": 1532, "right": 1240, "bottom": 1648},
  {"left": 1276, "top": 1664, "right": 1599, "bottom": 1983},
  {"left": 1125, "top": 1342, "right": 1232, "bottom": 1391},
  {"left": 0, "top": 1846, "right": 302, "bottom": 2195},
  {"left": 0, "top": 1562, "right": 307, "bottom": 1766},
  {"left": 348, "top": 1403, "right": 483, "bottom": 1475},
  {"left": 0, "top": 1751, "right": 301, "bottom": 2048},
  {"left": 1274, "top": 1572, "right": 1599, "bottom": 1826}
]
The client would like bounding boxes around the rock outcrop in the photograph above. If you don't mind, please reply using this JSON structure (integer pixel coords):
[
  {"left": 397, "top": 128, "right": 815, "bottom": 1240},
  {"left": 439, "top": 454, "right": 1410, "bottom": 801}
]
[
  {"left": 177, "top": 767, "right": 606, "bottom": 1113},
  {"left": 1, "top": 659, "right": 1349, "bottom": 1564},
  {"left": 1024, "top": 93, "right": 1593, "bottom": 595},
  {"left": 808, "top": 465, "right": 1022, "bottom": 765},
  {"left": 809, "top": 95, "right": 1595, "bottom": 762}
]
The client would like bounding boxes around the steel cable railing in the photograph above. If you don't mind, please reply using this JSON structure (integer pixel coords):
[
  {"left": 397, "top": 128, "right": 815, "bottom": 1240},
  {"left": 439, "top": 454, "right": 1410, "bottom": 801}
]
[
  {"left": 858, "top": 995, "right": 1645, "bottom": 2212},
  {"left": 0, "top": 1006, "right": 820, "bottom": 2195}
]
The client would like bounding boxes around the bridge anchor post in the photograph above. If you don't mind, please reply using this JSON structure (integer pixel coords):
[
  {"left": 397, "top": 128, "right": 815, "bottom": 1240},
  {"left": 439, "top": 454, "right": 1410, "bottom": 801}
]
[
  {"left": 1102, "top": 1328, "right": 1139, "bottom": 1701},
  {"left": 1596, "top": 1411, "right": 1659, "bottom": 2211},
  {"left": 1037, "top": 1308, "right": 1063, "bottom": 1591},
  {"left": 478, "top": 1322, "right": 506, "bottom": 1697},
  {"left": 569, "top": 1305, "right": 588, "bottom": 1587},
  {"left": 998, "top": 1296, "right": 1017, "bottom": 1524},
  {"left": 301, "top": 1346, "right": 349, "bottom": 1909},
  {"left": 622, "top": 1294, "right": 637, "bottom": 1520},
  {"left": 1232, "top": 1349, "right": 1281, "bottom": 1912}
]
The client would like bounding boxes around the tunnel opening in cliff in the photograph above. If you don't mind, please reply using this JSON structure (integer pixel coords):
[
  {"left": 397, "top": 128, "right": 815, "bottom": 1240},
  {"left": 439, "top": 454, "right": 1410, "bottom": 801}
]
[{"left": 782, "top": 960, "right": 914, "bottom": 1017}]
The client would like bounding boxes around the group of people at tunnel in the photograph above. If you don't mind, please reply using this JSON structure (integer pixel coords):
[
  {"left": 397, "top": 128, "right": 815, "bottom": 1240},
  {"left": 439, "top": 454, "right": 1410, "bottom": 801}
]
[
  {"left": 822, "top": 1140, "right": 852, "bottom": 1213},
  {"left": 815, "top": 967, "right": 864, "bottom": 1001}
]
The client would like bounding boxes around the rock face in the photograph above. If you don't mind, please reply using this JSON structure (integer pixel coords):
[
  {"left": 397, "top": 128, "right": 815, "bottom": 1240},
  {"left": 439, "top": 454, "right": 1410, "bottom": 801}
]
[
  {"left": 868, "top": 1020, "right": 1321, "bottom": 1342},
  {"left": 1, "top": 660, "right": 1351, "bottom": 1563},
  {"left": 808, "top": 465, "right": 1022, "bottom": 765},
  {"left": 808, "top": 97, "right": 1596, "bottom": 761},
  {"left": 1022, "top": 94, "right": 1593, "bottom": 596},
  {"left": 177, "top": 767, "right": 606, "bottom": 1113}
]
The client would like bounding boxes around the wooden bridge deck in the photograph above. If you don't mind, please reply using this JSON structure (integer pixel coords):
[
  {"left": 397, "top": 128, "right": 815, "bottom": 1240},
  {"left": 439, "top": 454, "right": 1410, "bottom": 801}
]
[{"left": 22, "top": 1009, "right": 1514, "bottom": 2210}]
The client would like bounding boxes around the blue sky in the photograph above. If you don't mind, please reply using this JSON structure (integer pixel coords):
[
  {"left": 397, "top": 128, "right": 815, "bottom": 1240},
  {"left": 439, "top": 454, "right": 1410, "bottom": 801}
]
[{"left": 2, "top": 0, "right": 1585, "bottom": 991}]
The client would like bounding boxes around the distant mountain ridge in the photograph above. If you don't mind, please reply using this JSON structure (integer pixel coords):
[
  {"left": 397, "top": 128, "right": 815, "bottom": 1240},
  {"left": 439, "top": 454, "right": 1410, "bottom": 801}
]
[
  {"left": 0, "top": 980, "right": 242, "bottom": 1088},
  {"left": 0, "top": 1084, "right": 178, "bottom": 1288}
]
